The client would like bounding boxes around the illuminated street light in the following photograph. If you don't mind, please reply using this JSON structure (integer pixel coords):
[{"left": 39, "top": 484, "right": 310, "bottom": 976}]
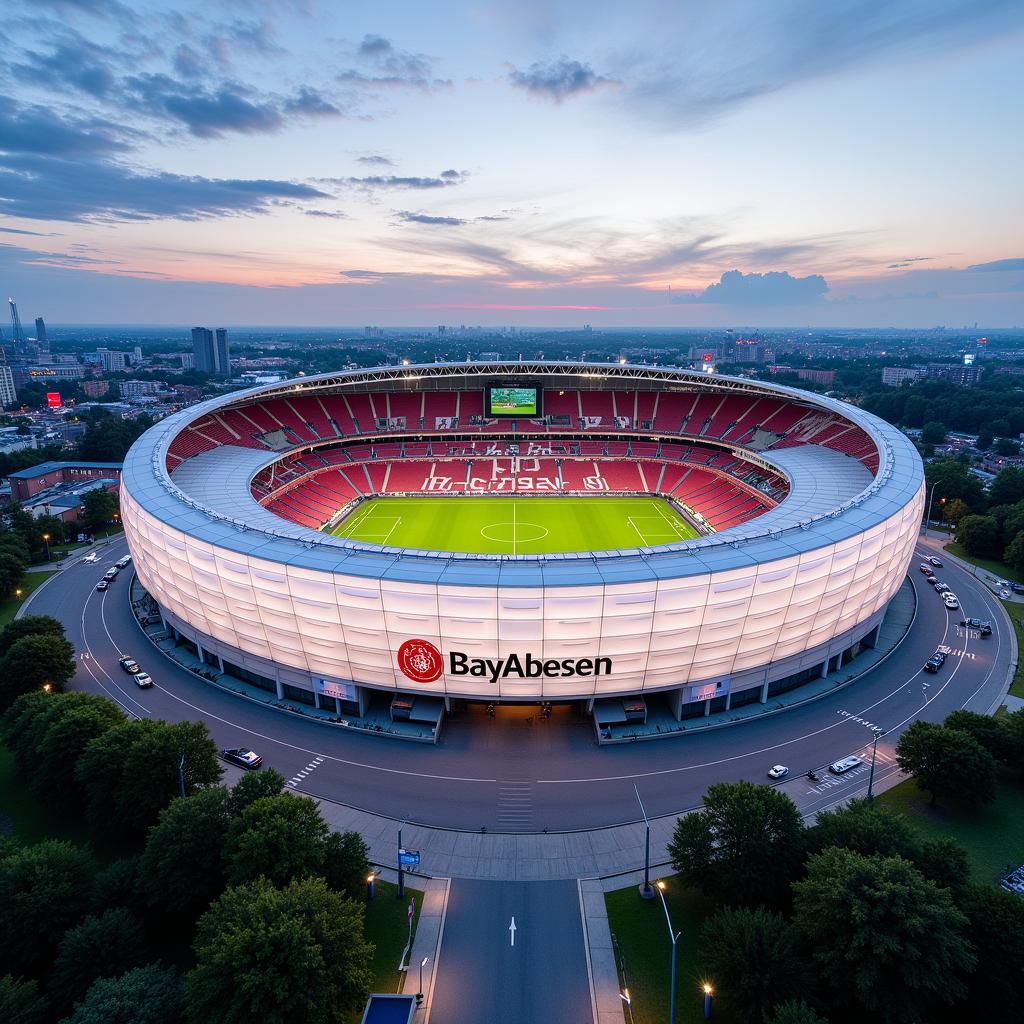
[
  {"left": 703, "top": 983, "right": 714, "bottom": 1019},
  {"left": 416, "top": 955, "right": 430, "bottom": 1005},
  {"left": 366, "top": 872, "right": 376, "bottom": 901},
  {"left": 654, "top": 881, "right": 681, "bottom": 1024}
]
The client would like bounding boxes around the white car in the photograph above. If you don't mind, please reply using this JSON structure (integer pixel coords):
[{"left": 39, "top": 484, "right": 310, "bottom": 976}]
[
  {"left": 117, "top": 555, "right": 132, "bottom": 568},
  {"left": 133, "top": 672, "right": 153, "bottom": 689},
  {"left": 82, "top": 553, "right": 99, "bottom": 563},
  {"left": 767, "top": 765, "right": 789, "bottom": 779},
  {"left": 929, "top": 556, "right": 943, "bottom": 567},
  {"left": 829, "top": 756, "right": 864, "bottom": 774},
  {"left": 943, "top": 592, "right": 960, "bottom": 610}
]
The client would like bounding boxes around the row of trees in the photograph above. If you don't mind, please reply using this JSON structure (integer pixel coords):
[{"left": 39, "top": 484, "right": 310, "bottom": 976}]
[
  {"left": 667, "top": 719, "right": 1024, "bottom": 1024},
  {"left": 0, "top": 615, "right": 76, "bottom": 711},
  {"left": 0, "top": 687, "right": 375, "bottom": 1024}
]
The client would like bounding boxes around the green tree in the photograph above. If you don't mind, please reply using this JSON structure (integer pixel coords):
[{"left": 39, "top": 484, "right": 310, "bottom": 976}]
[
  {"left": 77, "top": 719, "right": 222, "bottom": 839},
  {"left": 225, "top": 794, "right": 330, "bottom": 888},
  {"left": 956, "top": 883, "right": 1024, "bottom": 1023},
  {"left": 1005, "top": 705, "right": 1024, "bottom": 776},
  {"left": 91, "top": 856, "right": 145, "bottom": 917},
  {"left": 0, "top": 614, "right": 66, "bottom": 657},
  {"left": 140, "top": 787, "right": 233, "bottom": 919},
  {"left": 896, "top": 720, "right": 998, "bottom": 806},
  {"left": 996, "top": 436, "right": 1021, "bottom": 457},
  {"left": 944, "top": 497, "right": 970, "bottom": 528},
  {"left": 667, "top": 781, "right": 805, "bottom": 906},
  {"left": 49, "top": 908, "right": 148, "bottom": 1015},
  {"left": 924, "top": 456, "right": 985, "bottom": 513},
  {"left": 322, "top": 830, "right": 372, "bottom": 899},
  {"left": 764, "top": 1001, "right": 829, "bottom": 1024},
  {"left": 1005, "top": 530, "right": 1024, "bottom": 574},
  {"left": 793, "top": 848, "right": 974, "bottom": 1023},
  {"left": 60, "top": 964, "right": 183, "bottom": 1024},
  {"left": 184, "top": 876, "right": 373, "bottom": 1024},
  {"left": 77, "top": 414, "right": 152, "bottom": 462},
  {"left": 0, "top": 550, "right": 28, "bottom": 599},
  {"left": 227, "top": 767, "right": 285, "bottom": 815},
  {"left": 955, "top": 514, "right": 1002, "bottom": 558},
  {"left": 976, "top": 426, "right": 994, "bottom": 451},
  {"left": 0, "top": 840, "right": 96, "bottom": 976},
  {"left": 944, "top": 708, "right": 1009, "bottom": 762},
  {"left": 81, "top": 489, "right": 119, "bottom": 532},
  {"left": 989, "top": 466, "right": 1024, "bottom": 507},
  {"left": 920, "top": 421, "right": 946, "bottom": 446},
  {"left": 912, "top": 835, "right": 971, "bottom": 893},
  {"left": 806, "top": 797, "right": 918, "bottom": 860},
  {"left": 698, "top": 906, "right": 805, "bottom": 1021},
  {"left": 0, "top": 634, "right": 77, "bottom": 709},
  {"left": 0, "top": 975, "right": 48, "bottom": 1024}
]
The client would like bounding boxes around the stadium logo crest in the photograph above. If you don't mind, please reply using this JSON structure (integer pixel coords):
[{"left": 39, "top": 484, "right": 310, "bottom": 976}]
[{"left": 397, "top": 639, "right": 444, "bottom": 683}]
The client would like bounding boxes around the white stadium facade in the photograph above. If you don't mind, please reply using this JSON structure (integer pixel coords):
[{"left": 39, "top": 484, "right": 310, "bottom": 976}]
[{"left": 121, "top": 361, "right": 924, "bottom": 736}]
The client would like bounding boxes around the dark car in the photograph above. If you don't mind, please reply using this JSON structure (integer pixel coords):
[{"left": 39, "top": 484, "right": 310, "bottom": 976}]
[
  {"left": 95, "top": 580, "right": 108, "bottom": 592},
  {"left": 924, "top": 651, "right": 947, "bottom": 673},
  {"left": 221, "top": 748, "right": 263, "bottom": 770},
  {"left": 118, "top": 656, "right": 140, "bottom": 674},
  {"left": 1012, "top": 583, "right": 1024, "bottom": 595},
  {"left": 929, "top": 557, "right": 943, "bottom": 567},
  {"left": 960, "top": 617, "right": 992, "bottom": 636}
]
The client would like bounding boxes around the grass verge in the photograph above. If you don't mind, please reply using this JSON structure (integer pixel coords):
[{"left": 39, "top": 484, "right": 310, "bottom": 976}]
[
  {"left": 605, "top": 882, "right": 726, "bottom": 1024},
  {"left": 942, "top": 542, "right": 1024, "bottom": 583},
  {"left": 878, "top": 773, "right": 1024, "bottom": 885},
  {"left": 347, "top": 878, "right": 424, "bottom": 1020},
  {"left": 999, "top": 600, "right": 1024, "bottom": 698},
  {"left": 0, "top": 570, "right": 58, "bottom": 628}
]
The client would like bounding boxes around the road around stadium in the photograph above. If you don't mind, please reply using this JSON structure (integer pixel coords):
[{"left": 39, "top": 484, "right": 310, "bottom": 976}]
[{"left": 28, "top": 529, "right": 1011, "bottom": 843}]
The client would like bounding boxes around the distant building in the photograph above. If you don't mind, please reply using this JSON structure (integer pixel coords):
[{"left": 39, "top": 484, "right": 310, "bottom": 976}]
[
  {"left": 133, "top": 345, "right": 143, "bottom": 362},
  {"left": 215, "top": 328, "right": 231, "bottom": 376},
  {"left": 882, "top": 367, "right": 925, "bottom": 387},
  {"left": 119, "top": 380, "right": 163, "bottom": 399},
  {"left": 191, "top": 328, "right": 216, "bottom": 372},
  {"left": 13, "top": 364, "right": 85, "bottom": 387},
  {"left": 796, "top": 368, "right": 835, "bottom": 385},
  {"left": 0, "top": 365, "right": 17, "bottom": 408},
  {"left": 82, "top": 380, "right": 110, "bottom": 398},
  {"left": 96, "top": 348, "right": 126, "bottom": 371},
  {"left": 6, "top": 460, "right": 123, "bottom": 502},
  {"left": 180, "top": 353, "right": 195, "bottom": 370},
  {"left": 927, "top": 363, "right": 983, "bottom": 386}
]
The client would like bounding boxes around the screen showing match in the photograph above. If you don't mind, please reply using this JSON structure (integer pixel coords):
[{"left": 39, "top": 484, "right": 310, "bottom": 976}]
[{"left": 488, "top": 385, "right": 540, "bottom": 417}]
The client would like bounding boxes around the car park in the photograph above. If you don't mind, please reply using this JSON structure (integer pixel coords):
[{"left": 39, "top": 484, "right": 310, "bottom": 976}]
[
  {"left": 221, "top": 748, "right": 263, "bottom": 770},
  {"left": 829, "top": 756, "right": 864, "bottom": 774},
  {"left": 767, "top": 765, "right": 789, "bottom": 779},
  {"left": 924, "top": 650, "right": 948, "bottom": 673},
  {"left": 118, "top": 656, "right": 140, "bottom": 674},
  {"left": 943, "top": 592, "right": 960, "bottom": 609},
  {"left": 133, "top": 672, "right": 153, "bottom": 689},
  {"left": 929, "top": 557, "right": 943, "bottom": 567},
  {"left": 960, "top": 617, "right": 992, "bottom": 635},
  {"left": 95, "top": 580, "right": 108, "bottom": 591}
]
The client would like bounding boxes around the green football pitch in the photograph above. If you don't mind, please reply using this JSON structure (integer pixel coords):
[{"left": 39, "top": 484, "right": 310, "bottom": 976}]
[{"left": 326, "top": 496, "right": 700, "bottom": 554}]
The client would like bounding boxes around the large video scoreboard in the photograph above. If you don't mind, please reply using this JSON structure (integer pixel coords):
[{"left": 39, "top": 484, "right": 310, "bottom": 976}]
[{"left": 486, "top": 384, "right": 541, "bottom": 418}]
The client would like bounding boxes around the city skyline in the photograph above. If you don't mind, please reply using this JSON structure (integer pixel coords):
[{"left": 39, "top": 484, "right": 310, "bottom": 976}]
[{"left": 1, "top": 0, "right": 1023, "bottom": 326}]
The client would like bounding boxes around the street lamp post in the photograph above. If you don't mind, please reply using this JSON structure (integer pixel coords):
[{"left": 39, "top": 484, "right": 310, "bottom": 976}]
[
  {"left": 703, "top": 984, "right": 713, "bottom": 1019},
  {"left": 867, "top": 730, "right": 887, "bottom": 800},
  {"left": 635, "top": 785, "right": 654, "bottom": 899},
  {"left": 655, "top": 881, "right": 682, "bottom": 1024},
  {"left": 416, "top": 956, "right": 430, "bottom": 1005},
  {"left": 42, "top": 533, "right": 50, "bottom": 561},
  {"left": 397, "top": 818, "right": 408, "bottom": 899},
  {"left": 366, "top": 872, "right": 376, "bottom": 901}
]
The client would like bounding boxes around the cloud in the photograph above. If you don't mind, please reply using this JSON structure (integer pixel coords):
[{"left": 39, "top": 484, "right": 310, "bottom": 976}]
[
  {"left": 0, "top": 152, "right": 329, "bottom": 222},
  {"left": 508, "top": 57, "right": 618, "bottom": 102},
  {"left": 337, "top": 169, "right": 468, "bottom": 190},
  {"left": 0, "top": 100, "right": 130, "bottom": 157},
  {"left": 337, "top": 33, "right": 451, "bottom": 91},
  {"left": 676, "top": 269, "right": 829, "bottom": 306},
  {"left": 888, "top": 256, "right": 934, "bottom": 269},
  {"left": 0, "top": 226, "right": 53, "bottom": 236},
  {"left": 282, "top": 86, "right": 343, "bottom": 117},
  {"left": 396, "top": 211, "right": 466, "bottom": 226},
  {"left": 13, "top": 36, "right": 117, "bottom": 98},
  {"left": 303, "top": 208, "right": 347, "bottom": 219},
  {"left": 356, "top": 154, "right": 394, "bottom": 166},
  {"left": 968, "top": 257, "right": 1024, "bottom": 272}
]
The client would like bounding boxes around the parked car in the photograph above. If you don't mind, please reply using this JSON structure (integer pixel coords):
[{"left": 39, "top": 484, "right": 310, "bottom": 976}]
[
  {"left": 918, "top": 563, "right": 932, "bottom": 574},
  {"left": 103, "top": 569, "right": 117, "bottom": 581},
  {"left": 116, "top": 555, "right": 132, "bottom": 568},
  {"left": 95, "top": 580, "right": 108, "bottom": 592},
  {"left": 221, "top": 748, "right": 263, "bottom": 770},
  {"left": 829, "top": 756, "right": 864, "bottom": 774},
  {"left": 118, "top": 656, "right": 140, "bottom": 674},
  {"left": 960, "top": 617, "right": 992, "bottom": 635},
  {"left": 767, "top": 765, "right": 789, "bottom": 779},
  {"left": 943, "top": 592, "right": 960, "bottom": 610},
  {"left": 933, "top": 581, "right": 948, "bottom": 592},
  {"left": 924, "top": 650, "right": 948, "bottom": 673},
  {"left": 133, "top": 672, "right": 153, "bottom": 689},
  {"left": 929, "top": 556, "right": 943, "bottom": 567},
  {"left": 1011, "top": 583, "right": 1024, "bottom": 595},
  {"left": 1000, "top": 588, "right": 1012, "bottom": 599}
]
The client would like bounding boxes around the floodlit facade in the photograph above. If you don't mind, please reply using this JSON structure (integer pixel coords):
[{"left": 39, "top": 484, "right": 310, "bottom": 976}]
[{"left": 121, "top": 362, "right": 923, "bottom": 719}]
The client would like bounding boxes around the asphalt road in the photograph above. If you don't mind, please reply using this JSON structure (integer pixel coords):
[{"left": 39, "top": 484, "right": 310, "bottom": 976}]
[
  {"left": 428, "top": 879, "right": 592, "bottom": 1024},
  {"left": 30, "top": 531, "right": 1011, "bottom": 832}
]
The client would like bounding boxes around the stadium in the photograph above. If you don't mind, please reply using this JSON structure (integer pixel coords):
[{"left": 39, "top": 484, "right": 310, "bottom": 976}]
[{"left": 120, "top": 361, "right": 924, "bottom": 739}]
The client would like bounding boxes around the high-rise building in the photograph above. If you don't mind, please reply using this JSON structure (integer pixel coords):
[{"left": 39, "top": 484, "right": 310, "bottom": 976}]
[
  {"left": 96, "top": 348, "right": 126, "bottom": 371},
  {"left": 191, "top": 328, "right": 216, "bottom": 373},
  {"left": 0, "top": 365, "right": 17, "bottom": 408},
  {"left": 180, "top": 353, "right": 195, "bottom": 370},
  {"left": 215, "top": 328, "right": 231, "bottom": 376},
  {"left": 34, "top": 317, "right": 47, "bottom": 343}
]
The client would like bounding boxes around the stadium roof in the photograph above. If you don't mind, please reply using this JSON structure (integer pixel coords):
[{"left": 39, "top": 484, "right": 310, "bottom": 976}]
[{"left": 122, "top": 361, "right": 923, "bottom": 587}]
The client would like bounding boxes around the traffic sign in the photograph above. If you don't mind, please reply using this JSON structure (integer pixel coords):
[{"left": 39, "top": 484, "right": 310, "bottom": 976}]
[{"left": 399, "top": 848, "right": 420, "bottom": 867}]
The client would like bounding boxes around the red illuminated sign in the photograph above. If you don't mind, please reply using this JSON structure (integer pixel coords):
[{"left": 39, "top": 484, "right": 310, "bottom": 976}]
[
  {"left": 702, "top": 353, "right": 714, "bottom": 363},
  {"left": 46, "top": 392, "right": 61, "bottom": 408},
  {"left": 397, "top": 639, "right": 444, "bottom": 683}
]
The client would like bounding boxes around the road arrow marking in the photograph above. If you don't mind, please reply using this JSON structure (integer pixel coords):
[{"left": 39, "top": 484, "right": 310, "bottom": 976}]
[{"left": 509, "top": 917, "right": 517, "bottom": 947}]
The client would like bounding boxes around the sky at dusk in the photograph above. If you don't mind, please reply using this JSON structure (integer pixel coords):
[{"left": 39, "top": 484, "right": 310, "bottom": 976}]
[{"left": 1, "top": 0, "right": 1023, "bottom": 327}]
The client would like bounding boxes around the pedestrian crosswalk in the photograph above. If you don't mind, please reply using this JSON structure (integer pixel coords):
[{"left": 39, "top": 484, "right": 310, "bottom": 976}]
[
  {"left": 287, "top": 756, "right": 324, "bottom": 789},
  {"left": 497, "top": 782, "right": 533, "bottom": 830}
]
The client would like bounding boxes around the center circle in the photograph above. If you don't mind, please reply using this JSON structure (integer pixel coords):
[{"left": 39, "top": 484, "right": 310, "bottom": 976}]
[{"left": 480, "top": 521, "right": 549, "bottom": 543}]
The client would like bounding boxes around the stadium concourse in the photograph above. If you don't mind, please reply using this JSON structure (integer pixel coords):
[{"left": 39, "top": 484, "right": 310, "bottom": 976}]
[{"left": 120, "top": 361, "right": 924, "bottom": 743}]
